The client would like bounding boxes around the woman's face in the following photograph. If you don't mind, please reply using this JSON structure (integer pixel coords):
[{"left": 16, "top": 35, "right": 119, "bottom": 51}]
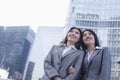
[
  {"left": 67, "top": 29, "right": 80, "bottom": 44},
  {"left": 82, "top": 31, "right": 95, "bottom": 46}
]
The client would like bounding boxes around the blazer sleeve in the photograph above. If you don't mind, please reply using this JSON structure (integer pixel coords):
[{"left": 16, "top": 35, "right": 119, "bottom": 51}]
[
  {"left": 98, "top": 47, "right": 111, "bottom": 80},
  {"left": 44, "top": 45, "right": 59, "bottom": 79},
  {"left": 62, "top": 50, "right": 84, "bottom": 80}
]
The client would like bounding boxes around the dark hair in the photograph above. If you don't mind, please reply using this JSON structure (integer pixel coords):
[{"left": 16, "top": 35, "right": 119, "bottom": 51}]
[
  {"left": 81, "top": 29, "right": 100, "bottom": 50},
  {"left": 60, "top": 27, "right": 82, "bottom": 50}
]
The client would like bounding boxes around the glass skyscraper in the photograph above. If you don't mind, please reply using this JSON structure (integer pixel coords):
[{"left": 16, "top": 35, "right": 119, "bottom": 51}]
[
  {"left": 66, "top": 0, "right": 120, "bottom": 80},
  {"left": 0, "top": 26, "right": 35, "bottom": 80}
]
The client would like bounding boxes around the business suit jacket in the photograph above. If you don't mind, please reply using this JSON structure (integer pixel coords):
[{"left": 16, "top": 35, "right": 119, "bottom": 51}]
[
  {"left": 41, "top": 44, "right": 84, "bottom": 80},
  {"left": 80, "top": 47, "right": 111, "bottom": 80}
]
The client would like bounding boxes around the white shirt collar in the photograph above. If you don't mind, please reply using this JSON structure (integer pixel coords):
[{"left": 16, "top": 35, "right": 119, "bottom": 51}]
[
  {"left": 62, "top": 44, "right": 77, "bottom": 56},
  {"left": 86, "top": 46, "right": 102, "bottom": 61},
  {"left": 86, "top": 46, "right": 102, "bottom": 52},
  {"left": 64, "top": 44, "right": 77, "bottom": 50},
  {"left": 95, "top": 46, "right": 103, "bottom": 49}
]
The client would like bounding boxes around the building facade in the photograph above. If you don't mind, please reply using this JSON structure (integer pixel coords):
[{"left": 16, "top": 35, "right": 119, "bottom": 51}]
[
  {"left": 24, "top": 26, "right": 64, "bottom": 80},
  {"left": 0, "top": 26, "right": 35, "bottom": 80},
  {"left": 66, "top": 0, "right": 120, "bottom": 80}
]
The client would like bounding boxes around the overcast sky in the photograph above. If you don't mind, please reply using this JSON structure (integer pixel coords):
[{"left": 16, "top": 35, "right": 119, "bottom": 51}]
[{"left": 0, "top": 0, "right": 70, "bottom": 32}]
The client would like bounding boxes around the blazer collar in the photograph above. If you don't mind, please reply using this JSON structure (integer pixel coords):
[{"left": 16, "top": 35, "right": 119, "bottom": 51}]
[
  {"left": 88, "top": 49, "right": 100, "bottom": 62},
  {"left": 95, "top": 46, "right": 103, "bottom": 50},
  {"left": 86, "top": 46, "right": 103, "bottom": 52},
  {"left": 62, "top": 47, "right": 78, "bottom": 59},
  {"left": 61, "top": 44, "right": 77, "bottom": 50},
  {"left": 87, "top": 46, "right": 103, "bottom": 64}
]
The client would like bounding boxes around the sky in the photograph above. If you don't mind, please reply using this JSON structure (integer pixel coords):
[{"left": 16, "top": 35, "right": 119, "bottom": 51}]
[{"left": 0, "top": 0, "right": 70, "bottom": 33}]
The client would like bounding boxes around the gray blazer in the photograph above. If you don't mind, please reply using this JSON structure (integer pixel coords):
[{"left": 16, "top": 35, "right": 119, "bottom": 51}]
[
  {"left": 80, "top": 47, "right": 111, "bottom": 80},
  {"left": 41, "top": 45, "right": 84, "bottom": 80}
]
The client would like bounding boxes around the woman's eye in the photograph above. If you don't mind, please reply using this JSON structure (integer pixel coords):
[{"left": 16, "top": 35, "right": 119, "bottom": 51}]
[
  {"left": 75, "top": 32, "right": 79, "bottom": 34},
  {"left": 83, "top": 34, "right": 86, "bottom": 37}
]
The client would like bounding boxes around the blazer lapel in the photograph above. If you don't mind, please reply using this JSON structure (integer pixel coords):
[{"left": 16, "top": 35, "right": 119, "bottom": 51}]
[
  {"left": 84, "top": 53, "right": 89, "bottom": 67},
  {"left": 89, "top": 47, "right": 103, "bottom": 62},
  {"left": 58, "top": 46, "right": 65, "bottom": 61},
  {"left": 89, "top": 50, "right": 100, "bottom": 62},
  {"left": 62, "top": 48, "right": 77, "bottom": 59}
]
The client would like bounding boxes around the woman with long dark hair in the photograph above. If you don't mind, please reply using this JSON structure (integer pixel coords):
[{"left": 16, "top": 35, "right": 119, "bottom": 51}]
[
  {"left": 41, "top": 27, "right": 84, "bottom": 80},
  {"left": 80, "top": 29, "right": 111, "bottom": 80}
]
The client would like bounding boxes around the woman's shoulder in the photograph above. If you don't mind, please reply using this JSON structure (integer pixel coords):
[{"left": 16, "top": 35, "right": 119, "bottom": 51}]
[
  {"left": 97, "top": 47, "right": 110, "bottom": 51},
  {"left": 102, "top": 47, "right": 109, "bottom": 50},
  {"left": 51, "top": 44, "right": 65, "bottom": 48},
  {"left": 96, "top": 46, "right": 109, "bottom": 50},
  {"left": 102, "top": 47, "right": 110, "bottom": 53},
  {"left": 96, "top": 47, "right": 110, "bottom": 55},
  {"left": 76, "top": 49, "right": 84, "bottom": 55},
  {"left": 78, "top": 49, "right": 84, "bottom": 52}
]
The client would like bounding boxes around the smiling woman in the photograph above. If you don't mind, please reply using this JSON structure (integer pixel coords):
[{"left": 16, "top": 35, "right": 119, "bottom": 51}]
[
  {"left": 40, "top": 27, "right": 84, "bottom": 80},
  {"left": 80, "top": 29, "right": 111, "bottom": 80}
]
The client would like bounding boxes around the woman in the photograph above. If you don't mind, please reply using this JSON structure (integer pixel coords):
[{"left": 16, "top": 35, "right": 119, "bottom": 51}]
[
  {"left": 80, "top": 29, "right": 111, "bottom": 80},
  {"left": 41, "top": 27, "right": 84, "bottom": 80}
]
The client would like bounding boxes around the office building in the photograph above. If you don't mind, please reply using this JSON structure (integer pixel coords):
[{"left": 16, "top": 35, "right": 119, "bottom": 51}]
[
  {"left": 0, "top": 26, "right": 35, "bottom": 80},
  {"left": 24, "top": 26, "right": 64, "bottom": 80},
  {"left": 66, "top": 0, "right": 120, "bottom": 80}
]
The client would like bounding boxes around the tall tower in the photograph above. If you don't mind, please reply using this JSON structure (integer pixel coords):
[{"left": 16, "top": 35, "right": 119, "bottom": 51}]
[
  {"left": 0, "top": 26, "right": 35, "bottom": 80},
  {"left": 66, "top": 0, "right": 120, "bottom": 80},
  {"left": 66, "top": 0, "right": 120, "bottom": 27}
]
